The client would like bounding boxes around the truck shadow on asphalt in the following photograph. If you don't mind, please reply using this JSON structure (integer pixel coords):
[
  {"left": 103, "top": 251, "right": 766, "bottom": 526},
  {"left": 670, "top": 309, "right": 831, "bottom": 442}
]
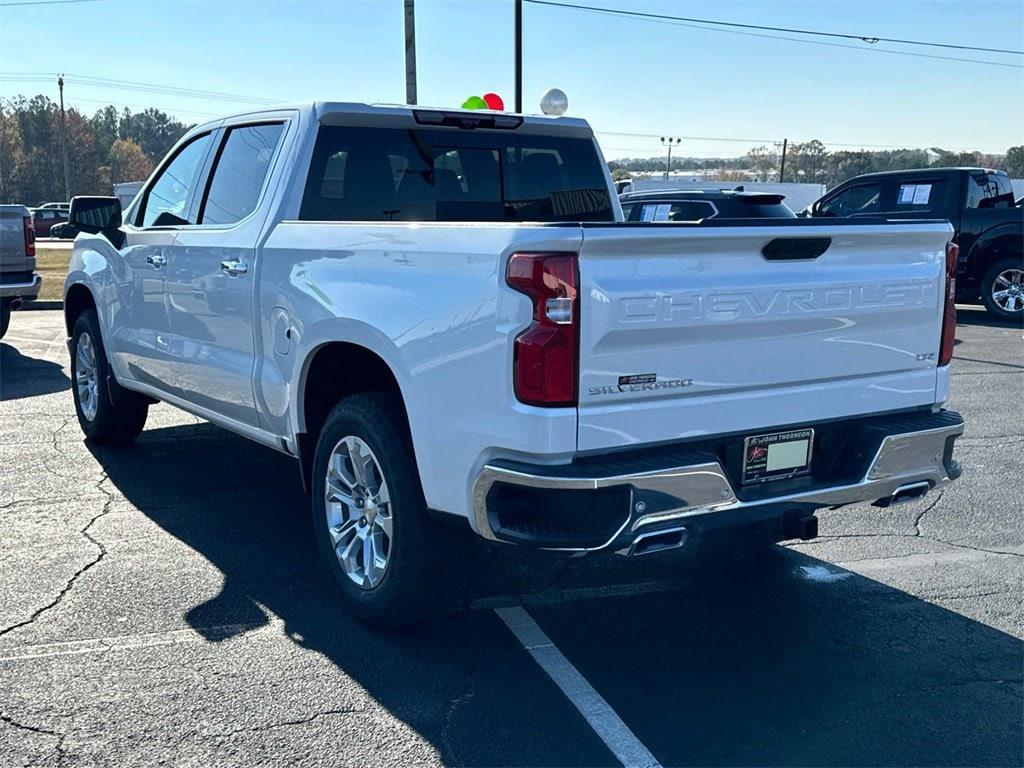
[
  {"left": 89, "top": 423, "right": 1023, "bottom": 767},
  {"left": 954, "top": 305, "right": 1023, "bottom": 329},
  {"left": 0, "top": 342, "right": 70, "bottom": 401}
]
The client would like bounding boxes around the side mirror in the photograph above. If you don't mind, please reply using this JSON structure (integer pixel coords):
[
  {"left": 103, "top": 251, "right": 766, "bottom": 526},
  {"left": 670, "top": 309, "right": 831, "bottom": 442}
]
[{"left": 69, "top": 196, "right": 123, "bottom": 246}]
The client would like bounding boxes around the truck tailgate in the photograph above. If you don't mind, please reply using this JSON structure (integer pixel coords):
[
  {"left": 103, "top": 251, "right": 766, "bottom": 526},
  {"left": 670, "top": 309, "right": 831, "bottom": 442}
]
[
  {"left": 576, "top": 221, "right": 953, "bottom": 451},
  {"left": 0, "top": 207, "right": 31, "bottom": 274}
]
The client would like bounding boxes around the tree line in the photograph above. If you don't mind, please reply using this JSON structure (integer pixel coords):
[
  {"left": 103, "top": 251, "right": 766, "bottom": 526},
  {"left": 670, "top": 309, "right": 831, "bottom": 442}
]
[
  {"left": 0, "top": 95, "right": 192, "bottom": 206},
  {"left": 2, "top": 92, "right": 1022, "bottom": 206},
  {"left": 609, "top": 140, "right": 1024, "bottom": 186}
]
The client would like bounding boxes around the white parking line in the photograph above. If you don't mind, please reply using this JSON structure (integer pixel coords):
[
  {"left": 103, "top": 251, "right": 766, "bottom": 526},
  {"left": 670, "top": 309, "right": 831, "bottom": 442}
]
[{"left": 495, "top": 605, "right": 662, "bottom": 768}]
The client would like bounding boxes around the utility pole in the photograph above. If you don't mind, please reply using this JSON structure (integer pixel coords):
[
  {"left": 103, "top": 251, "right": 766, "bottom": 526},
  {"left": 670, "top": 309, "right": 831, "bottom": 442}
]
[
  {"left": 57, "top": 75, "right": 70, "bottom": 201},
  {"left": 777, "top": 138, "right": 788, "bottom": 183},
  {"left": 514, "top": 0, "right": 523, "bottom": 112},
  {"left": 0, "top": 103, "right": 5, "bottom": 200},
  {"left": 404, "top": 0, "right": 417, "bottom": 105},
  {"left": 660, "top": 136, "right": 681, "bottom": 181}
]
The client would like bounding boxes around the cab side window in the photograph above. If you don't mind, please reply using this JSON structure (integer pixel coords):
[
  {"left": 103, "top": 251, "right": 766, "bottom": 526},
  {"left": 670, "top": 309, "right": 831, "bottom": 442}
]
[
  {"left": 137, "top": 133, "right": 213, "bottom": 227},
  {"left": 818, "top": 183, "right": 882, "bottom": 217},
  {"left": 199, "top": 123, "right": 285, "bottom": 225},
  {"left": 889, "top": 178, "right": 951, "bottom": 213}
]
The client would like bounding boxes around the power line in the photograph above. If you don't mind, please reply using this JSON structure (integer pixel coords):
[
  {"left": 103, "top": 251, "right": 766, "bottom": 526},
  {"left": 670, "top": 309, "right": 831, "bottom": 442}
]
[
  {"left": 523, "top": 0, "right": 1024, "bottom": 56},
  {"left": 0, "top": 0, "right": 109, "bottom": 6},
  {"left": 595, "top": 132, "right": 1009, "bottom": 155},
  {"left": 64, "top": 95, "right": 220, "bottom": 119},
  {"left": 0, "top": 72, "right": 278, "bottom": 105}
]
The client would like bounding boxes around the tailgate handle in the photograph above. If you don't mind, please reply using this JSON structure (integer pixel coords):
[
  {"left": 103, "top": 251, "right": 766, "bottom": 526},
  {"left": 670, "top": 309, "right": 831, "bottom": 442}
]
[{"left": 762, "top": 237, "right": 831, "bottom": 261}]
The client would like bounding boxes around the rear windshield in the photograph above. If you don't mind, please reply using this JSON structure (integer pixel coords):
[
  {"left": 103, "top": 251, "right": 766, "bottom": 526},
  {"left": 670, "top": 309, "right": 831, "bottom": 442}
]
[{"left": 299, "top": 125, "right": 613, "bottom": 222}]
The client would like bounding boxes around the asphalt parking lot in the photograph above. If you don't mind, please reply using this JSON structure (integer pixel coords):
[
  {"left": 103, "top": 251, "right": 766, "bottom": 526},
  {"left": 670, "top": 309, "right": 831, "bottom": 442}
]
[{"left": 1, "top": 308, "right": 1021, "bottom": 767}]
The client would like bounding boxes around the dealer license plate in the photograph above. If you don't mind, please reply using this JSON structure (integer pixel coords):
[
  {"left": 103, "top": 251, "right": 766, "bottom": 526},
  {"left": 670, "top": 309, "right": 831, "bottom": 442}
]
[{"left": 742, "top": 429, "right": 814, "bottom": 485}]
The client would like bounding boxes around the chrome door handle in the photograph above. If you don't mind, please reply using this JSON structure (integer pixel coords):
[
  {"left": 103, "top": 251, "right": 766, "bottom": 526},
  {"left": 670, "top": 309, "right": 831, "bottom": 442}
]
[
  {"left": 220, "top": 259, "right": 248, "bottom": 277},
  {"left": 146, "top": 254, "right": 167, "bottom": 268}
]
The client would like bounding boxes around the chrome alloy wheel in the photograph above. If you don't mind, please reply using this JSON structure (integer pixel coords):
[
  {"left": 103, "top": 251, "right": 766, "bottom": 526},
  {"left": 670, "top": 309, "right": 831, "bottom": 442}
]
[
  {"left": 324, "top": 435, "right": 393, "bottom": 589},
  {"left": 75, "top": 331, "right": 99, "bottom": 422},
  {"left": 991, "top": 268, "right": 1024, "bottom": 313}
]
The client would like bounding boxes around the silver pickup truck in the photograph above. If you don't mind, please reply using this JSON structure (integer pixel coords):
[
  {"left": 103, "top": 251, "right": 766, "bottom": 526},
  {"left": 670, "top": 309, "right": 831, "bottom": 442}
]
[{"left": 0, "top": 204, "right": 41, "bottom": 339}]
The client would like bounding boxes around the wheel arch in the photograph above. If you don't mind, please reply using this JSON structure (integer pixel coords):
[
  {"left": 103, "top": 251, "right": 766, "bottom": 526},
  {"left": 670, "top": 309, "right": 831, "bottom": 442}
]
[
  {"left": 64, "top": 281, "right": 98, "bottom": 337},
  {"left": 966, "top": 225, "right": 1023, "bottom": 276},
  {"left": 294, "top": 339, "right": 416, "bottom": 493}
]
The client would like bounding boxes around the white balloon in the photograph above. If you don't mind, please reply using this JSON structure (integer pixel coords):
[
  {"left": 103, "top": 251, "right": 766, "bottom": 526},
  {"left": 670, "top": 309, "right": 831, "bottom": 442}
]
[{"left": 540, "top": 88, "right": 568, "bottom": 116}]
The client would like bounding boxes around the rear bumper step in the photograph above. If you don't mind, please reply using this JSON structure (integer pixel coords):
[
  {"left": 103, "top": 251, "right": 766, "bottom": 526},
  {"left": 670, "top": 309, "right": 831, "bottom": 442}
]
[{"left": 472, "top": 409, "right": 963, "bottom": 553}]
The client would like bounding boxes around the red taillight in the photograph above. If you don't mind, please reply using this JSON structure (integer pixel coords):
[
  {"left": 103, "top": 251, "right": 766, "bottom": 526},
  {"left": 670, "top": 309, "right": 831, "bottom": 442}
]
[
  {"left": 22, "top": 216, "right": 35, "bottom": 259},
  {"left": 506, "top": 252, "right": 579, "bottom": 407},
  {"left": 939, "top": 241, "right": 958, "bottom": 366}
]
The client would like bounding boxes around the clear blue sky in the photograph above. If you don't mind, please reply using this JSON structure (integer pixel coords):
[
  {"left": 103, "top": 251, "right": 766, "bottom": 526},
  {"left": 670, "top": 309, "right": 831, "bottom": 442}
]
[{"left": 1, "top": 0, "right": 1021, "bottom": 158}]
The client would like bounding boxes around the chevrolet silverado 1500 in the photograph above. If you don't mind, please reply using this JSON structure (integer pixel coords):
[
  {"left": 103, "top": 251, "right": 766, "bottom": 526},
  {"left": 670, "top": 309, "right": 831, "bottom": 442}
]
[{"left": 63, "top": 102, "right": 963, "bottom": 625}]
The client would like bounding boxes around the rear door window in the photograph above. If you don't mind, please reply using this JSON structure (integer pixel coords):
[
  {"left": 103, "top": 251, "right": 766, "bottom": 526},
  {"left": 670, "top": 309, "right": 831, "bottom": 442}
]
[
  {"left": 889, "top": 178, "right": 952, "bottom": 213},
  {"left": 636, "top": 201, "right": 716, "bottom": 221},
  {"left": 818, "top": 183, "right": 882, "bottom": 217},
  {"left": 199, "top": 123, "right": 285, "bottom": 225},
  {"left": 299, "top": 125, "right": 612, "bottom": 222}
]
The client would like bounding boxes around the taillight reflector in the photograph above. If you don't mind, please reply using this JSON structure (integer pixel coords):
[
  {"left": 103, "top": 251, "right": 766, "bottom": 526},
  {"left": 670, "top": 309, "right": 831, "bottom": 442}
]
[
  {"left": 939, "top": 241, "right": 958, "bottom": 366},
  {"left": 506, "top": 252, "right": 579, "bottom": 407}
]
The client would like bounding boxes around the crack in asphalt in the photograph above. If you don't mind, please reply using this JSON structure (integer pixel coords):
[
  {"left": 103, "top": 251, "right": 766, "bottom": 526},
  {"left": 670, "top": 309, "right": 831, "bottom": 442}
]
[
  {"left": 0, "top": 712, "right": 67, "bottom": 766},
  {"left": 951, "top": 355, "right": 1024, "bottom": 371},
  {"left": 212, "top": 708, "right": 363, "bottom": 738},
  {"left": 805, "top": 531, "right": 1024, "bottom": 561},
  {"left": 0, "top": 473, "right": 114, "bottom": 639},
  {"left": 911, "top": 489, "right": 945, "bottom": 536}
]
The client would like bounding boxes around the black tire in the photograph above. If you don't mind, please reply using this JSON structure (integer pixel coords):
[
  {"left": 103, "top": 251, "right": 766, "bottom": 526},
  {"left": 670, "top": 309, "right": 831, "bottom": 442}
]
[
  {"left": 311, "top": 392, "right": 468, "bottom": 627},
  {"left": 0, "top": 300, "right": 10, "bottom": 340},
  {"left": 70, "top": 309, "right": 149, "bottom": 444},
  {"left": 980, "top": 256, "right": 1024, "bottom": 321}
]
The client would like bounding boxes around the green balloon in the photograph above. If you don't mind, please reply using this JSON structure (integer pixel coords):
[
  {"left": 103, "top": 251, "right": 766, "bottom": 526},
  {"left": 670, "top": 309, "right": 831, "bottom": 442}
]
[{"left": 462, "top": 95, "right": 487, "bottom": 110}]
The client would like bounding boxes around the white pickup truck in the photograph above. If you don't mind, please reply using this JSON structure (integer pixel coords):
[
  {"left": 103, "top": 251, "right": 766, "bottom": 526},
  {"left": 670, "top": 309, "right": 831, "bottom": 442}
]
[{"left": 63, "top": 102, "right": 963, "bottom": 625}]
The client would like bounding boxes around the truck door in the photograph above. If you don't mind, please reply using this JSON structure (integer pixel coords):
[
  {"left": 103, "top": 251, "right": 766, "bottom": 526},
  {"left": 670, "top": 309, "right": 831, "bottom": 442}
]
[
  {"left": 164, "top": 121, "right": 288, "bottom": 427},
  {"left": 109, "top": 131, "right": 215, "bottom": 392}
]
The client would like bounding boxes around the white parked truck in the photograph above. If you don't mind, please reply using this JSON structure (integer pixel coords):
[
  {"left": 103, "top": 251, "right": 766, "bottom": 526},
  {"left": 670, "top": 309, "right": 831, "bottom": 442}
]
[{"left": 63, "top": 102, "right": 963, "bottom": 625}]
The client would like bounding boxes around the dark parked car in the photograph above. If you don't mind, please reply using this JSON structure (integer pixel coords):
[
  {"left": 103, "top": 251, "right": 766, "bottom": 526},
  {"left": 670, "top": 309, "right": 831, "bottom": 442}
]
[
  {"left": 30, "top": 207, "right": 68, "bottom": 236},
  {"left": 619, "top": 188, "right": 797, "bottom": 222},
  {"left": 810, "top": 168, "right": 1023, "bottom": 320},
  {"left": 49, "top": 221, "right": 77, "bottom": 239}
]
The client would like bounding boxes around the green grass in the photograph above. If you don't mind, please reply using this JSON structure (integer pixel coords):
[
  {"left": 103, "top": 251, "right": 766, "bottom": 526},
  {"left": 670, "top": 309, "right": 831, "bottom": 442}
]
[{"left": 34, "top": 248, "right": 70, "bottom": 302}]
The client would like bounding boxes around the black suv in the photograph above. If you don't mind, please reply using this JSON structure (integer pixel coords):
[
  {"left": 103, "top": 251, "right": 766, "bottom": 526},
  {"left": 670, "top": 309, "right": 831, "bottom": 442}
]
[
  {"left": 619, "top": 188, "right": 796, "bottom": 222},
  {"left": 810, "top": 168, "right": 1023, "bottom": 320}
]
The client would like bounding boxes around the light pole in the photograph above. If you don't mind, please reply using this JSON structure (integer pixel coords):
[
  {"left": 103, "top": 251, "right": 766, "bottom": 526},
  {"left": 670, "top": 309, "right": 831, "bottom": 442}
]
[{"left": 660, "top": 136, "right": 680, "bottom": 181}]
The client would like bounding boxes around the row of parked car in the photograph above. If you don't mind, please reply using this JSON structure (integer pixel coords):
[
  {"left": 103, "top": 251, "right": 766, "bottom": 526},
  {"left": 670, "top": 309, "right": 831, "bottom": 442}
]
[
  {"left": 25, "top": 201, "right": 78, "bottom": 238},
  {"left": 622, "top": 167, "right": 1023, "bottom": 320}
]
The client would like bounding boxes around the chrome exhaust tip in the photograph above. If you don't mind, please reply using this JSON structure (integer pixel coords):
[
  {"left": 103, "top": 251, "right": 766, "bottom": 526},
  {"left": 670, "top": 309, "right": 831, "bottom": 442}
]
[
  {"left": 620, "top": 526, "right": 689, "bottom": 557},
  {"left": 873, "top": 481, "right": 931, "bottom": 508}
]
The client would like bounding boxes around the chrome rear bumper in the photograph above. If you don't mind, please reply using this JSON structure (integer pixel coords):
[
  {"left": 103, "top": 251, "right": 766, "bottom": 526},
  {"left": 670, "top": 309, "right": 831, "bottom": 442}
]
[
  {"left": 472, "top": 410, "right": 963, "bottom": 553},
  {"left": 0, "top": 273, "right": 42, "bottom": 300}
]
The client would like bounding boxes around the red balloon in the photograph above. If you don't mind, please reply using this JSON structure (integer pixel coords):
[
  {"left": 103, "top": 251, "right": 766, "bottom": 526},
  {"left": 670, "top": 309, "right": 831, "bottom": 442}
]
[{"left": 482, "top": 92, "right": 504, "bottom": 111}]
